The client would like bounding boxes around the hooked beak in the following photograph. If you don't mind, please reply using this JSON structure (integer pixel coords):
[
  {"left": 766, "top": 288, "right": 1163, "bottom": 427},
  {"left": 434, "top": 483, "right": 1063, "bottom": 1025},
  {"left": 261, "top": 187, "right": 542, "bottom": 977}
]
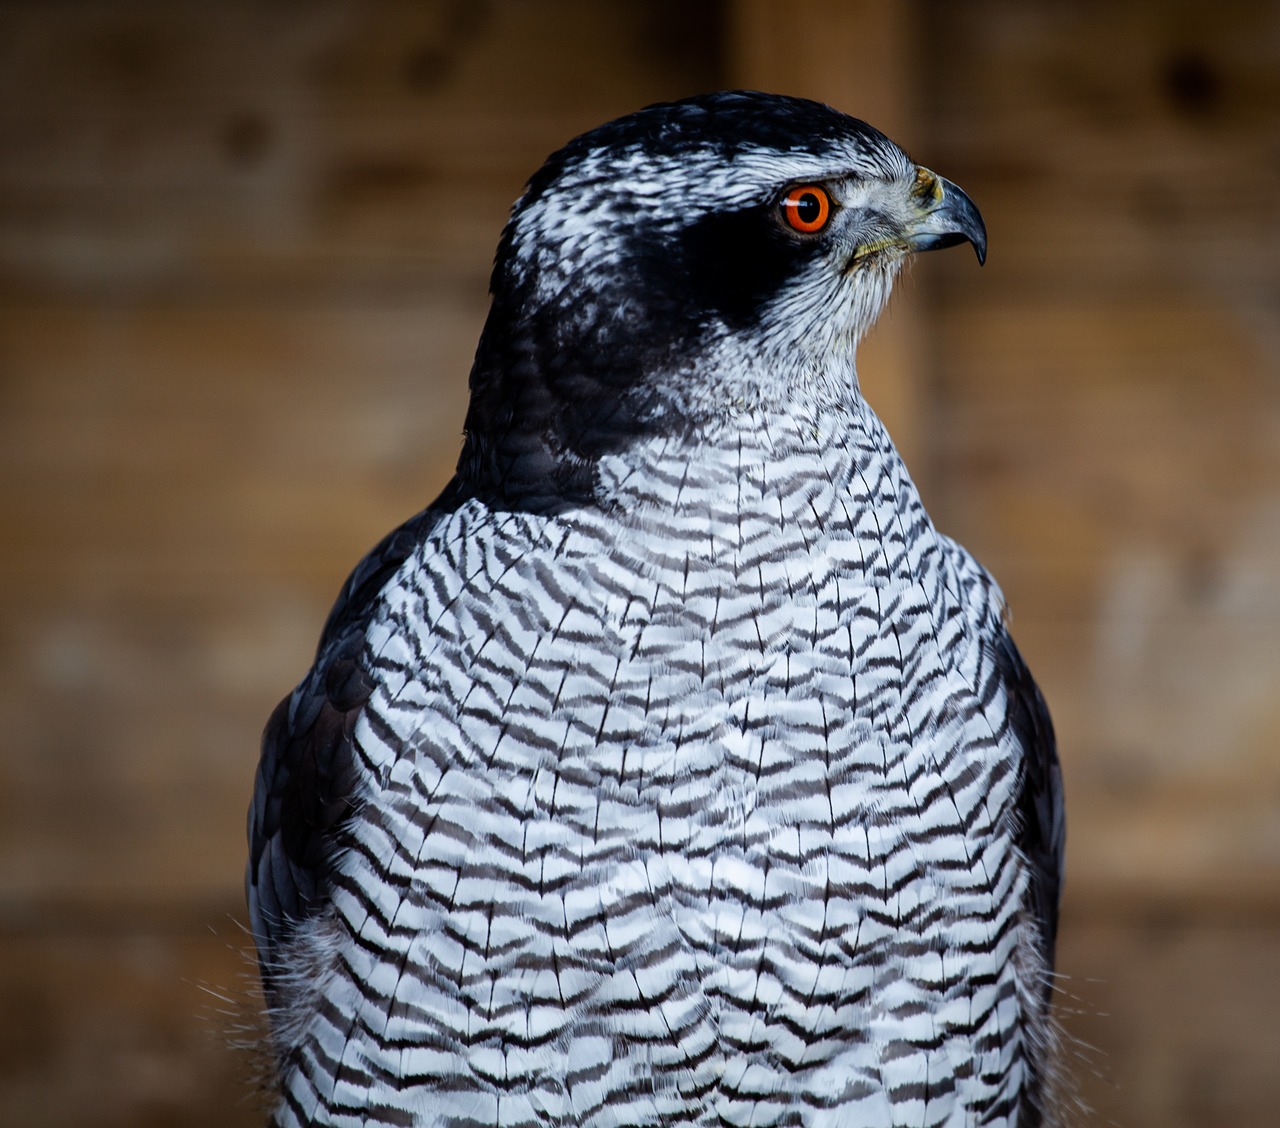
[{"left": 906, "top": 168, "right": 987, "bottom": 265}]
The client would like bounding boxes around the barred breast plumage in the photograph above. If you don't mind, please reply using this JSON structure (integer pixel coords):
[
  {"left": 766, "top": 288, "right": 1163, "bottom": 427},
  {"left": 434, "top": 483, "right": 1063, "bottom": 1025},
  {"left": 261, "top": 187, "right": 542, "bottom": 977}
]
[{"left": 248, "top": 91, "right": 1064, "bottom": 1128}]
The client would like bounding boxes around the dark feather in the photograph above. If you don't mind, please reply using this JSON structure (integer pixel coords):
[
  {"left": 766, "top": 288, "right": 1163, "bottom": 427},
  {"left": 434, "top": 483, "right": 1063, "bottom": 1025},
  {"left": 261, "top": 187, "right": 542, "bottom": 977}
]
[
  {"left": 983, "top": 627, "right": 1065, "bottom": 1128},
  {"left": 993, "top": 627, "right": 1066, "bottom": 970},
  {"left": 245, "top": 500, "right": 450, "bottom": 1003}
]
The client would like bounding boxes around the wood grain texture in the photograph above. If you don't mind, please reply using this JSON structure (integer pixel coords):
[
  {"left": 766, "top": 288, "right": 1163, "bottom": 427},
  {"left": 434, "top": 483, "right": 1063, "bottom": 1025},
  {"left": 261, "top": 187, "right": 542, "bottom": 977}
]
[
  {"left": 922, "top": 5, "right": 1280, "bottom": 1124},
  {"left": 0, "top": 2, "right": 720, "bottom": 1124},
  {"left": 0, "top": 914, "right": 267, "bottom": 1128},
  {"left": 923, "top": 0, "right": 1280, "bottom": 914}
]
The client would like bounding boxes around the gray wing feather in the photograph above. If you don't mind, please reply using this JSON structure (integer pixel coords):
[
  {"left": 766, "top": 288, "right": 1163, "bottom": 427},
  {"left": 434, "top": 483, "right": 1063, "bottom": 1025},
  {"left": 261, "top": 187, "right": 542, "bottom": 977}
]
[{"left": 993, "top": 626, "right": 1065, "bottom": 970}]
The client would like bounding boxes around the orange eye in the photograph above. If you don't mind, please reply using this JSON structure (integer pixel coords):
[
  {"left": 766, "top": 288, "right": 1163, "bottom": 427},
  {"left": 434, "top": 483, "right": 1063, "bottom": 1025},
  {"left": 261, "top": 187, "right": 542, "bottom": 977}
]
[{"left": 780, "top": 185, "right": 832, "bottom": 234}]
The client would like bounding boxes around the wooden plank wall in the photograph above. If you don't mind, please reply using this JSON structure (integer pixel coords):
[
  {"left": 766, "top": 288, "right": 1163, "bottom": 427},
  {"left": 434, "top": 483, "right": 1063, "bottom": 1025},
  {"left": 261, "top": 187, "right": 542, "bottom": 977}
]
[
  {"left": 0, "top": 2, "right": 1276, "bottom": 1125},
  {"left": 0, "top": 4, "right": 722, "bottom": 1124},
  {"left": 922, "top": 6, "right": 1280, "bottom": 1125}
]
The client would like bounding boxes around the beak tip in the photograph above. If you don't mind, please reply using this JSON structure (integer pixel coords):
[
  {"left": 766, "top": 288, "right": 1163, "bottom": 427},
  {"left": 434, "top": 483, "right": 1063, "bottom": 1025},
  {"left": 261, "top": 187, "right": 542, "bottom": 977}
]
[{"left": 911, "top": 171, "right": 987, "bottom": 268}]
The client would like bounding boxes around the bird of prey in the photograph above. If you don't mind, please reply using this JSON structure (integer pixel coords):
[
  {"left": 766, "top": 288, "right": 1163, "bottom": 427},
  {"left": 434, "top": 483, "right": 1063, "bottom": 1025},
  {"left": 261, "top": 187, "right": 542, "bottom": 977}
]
[{"left": 248, "top": 90, "right": 1064, "bottom": 1128}]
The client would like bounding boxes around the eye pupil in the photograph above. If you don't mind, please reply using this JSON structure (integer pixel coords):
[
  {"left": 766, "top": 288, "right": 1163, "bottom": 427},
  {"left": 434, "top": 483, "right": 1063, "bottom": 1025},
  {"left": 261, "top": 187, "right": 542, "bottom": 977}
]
[{"left": 781, "top": 185, "right": 831, "bottom": 233}]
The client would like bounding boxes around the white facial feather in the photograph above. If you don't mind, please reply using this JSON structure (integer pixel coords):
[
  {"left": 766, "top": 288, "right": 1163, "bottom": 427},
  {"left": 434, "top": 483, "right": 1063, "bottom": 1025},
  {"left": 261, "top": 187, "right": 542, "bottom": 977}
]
[{"left": 504, "top": 135, "right": 920, "bottom": 421}]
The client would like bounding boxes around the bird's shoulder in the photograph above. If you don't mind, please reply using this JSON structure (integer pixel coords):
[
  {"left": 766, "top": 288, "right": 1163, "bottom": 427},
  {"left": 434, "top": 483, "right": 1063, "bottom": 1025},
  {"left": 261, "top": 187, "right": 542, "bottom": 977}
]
[
  {"left": 245, "top": 483, "right": 473, "bottom": 999},
  {"left": 935, "top": 532, "right": 1065, "bottom": 969}
]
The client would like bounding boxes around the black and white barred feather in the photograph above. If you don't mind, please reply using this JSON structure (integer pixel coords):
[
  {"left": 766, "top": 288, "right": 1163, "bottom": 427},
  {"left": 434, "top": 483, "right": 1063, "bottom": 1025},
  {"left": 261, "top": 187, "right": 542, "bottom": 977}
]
[{"left": 248, "top": 91, "right": 1064, "bottom": 1127}]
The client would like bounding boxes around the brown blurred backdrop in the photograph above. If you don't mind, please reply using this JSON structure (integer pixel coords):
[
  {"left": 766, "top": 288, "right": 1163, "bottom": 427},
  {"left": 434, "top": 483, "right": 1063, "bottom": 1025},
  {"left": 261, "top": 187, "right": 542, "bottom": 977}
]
[{"left": 1, "top": 2, "right": 1278, "bottom": 1125}]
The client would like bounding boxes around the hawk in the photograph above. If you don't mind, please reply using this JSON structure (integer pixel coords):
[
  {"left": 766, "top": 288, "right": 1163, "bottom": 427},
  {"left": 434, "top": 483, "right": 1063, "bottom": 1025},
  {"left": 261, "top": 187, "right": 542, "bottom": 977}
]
[{"left": 248, "top": 91, "right": 1064, "bottom": 1127}]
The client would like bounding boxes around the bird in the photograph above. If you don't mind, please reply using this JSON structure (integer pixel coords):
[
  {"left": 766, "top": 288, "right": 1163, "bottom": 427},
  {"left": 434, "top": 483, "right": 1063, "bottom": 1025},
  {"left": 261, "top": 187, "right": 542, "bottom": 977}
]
[{"left": 247, "top": 90, "right": 1065, "bottom": 1128}]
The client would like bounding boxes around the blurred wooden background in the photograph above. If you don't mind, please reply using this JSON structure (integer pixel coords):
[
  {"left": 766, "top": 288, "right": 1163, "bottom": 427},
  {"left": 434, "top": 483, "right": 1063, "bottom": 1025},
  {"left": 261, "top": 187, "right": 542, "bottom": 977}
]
[{"left": 1, "top": 1, "right": 1277, "bottom": 1124}]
